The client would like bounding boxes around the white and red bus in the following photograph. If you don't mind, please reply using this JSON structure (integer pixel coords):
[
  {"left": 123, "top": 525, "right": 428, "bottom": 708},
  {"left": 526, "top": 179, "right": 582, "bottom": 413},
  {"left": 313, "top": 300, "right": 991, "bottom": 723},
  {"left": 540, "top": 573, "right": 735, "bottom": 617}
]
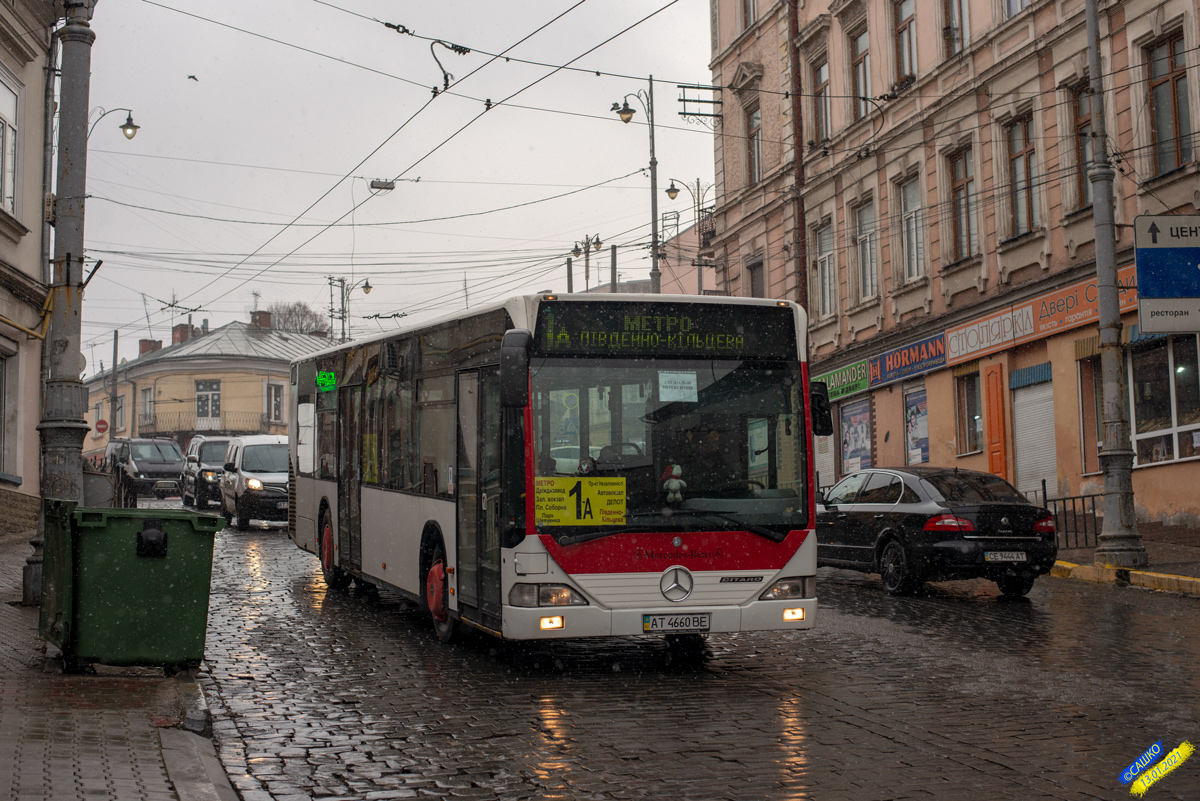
[{"left": 289, "top": 293, "right": 832, "bottom": 641}]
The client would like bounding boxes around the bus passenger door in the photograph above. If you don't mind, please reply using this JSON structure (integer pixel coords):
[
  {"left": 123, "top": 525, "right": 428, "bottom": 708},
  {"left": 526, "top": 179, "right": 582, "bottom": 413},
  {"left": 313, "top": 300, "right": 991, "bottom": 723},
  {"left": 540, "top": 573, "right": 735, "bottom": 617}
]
[
  {"left": 338, "top": 385, "right": 363, "bottom": 572},
  {"left": 456, "top": 368, "right": 503, "bottom": 630}
]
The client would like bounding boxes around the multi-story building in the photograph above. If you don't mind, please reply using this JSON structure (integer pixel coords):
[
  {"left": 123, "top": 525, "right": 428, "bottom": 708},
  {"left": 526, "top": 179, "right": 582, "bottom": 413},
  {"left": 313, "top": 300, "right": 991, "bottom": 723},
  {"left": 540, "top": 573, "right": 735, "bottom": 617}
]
[
  {"left": 0, "top": 2, "right": 55, "bottom": 535},
  {"left": 83, "top": 311, "right": 328, "bottom": 458},
  {"left": 709, "top": 0, "right": 1198, "bottom": 526}
]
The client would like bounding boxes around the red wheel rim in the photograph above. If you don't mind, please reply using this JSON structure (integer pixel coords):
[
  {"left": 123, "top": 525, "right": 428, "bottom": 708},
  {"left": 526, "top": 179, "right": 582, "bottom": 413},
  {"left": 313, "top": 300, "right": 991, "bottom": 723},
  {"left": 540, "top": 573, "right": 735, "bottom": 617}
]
[
  {"left": 426, "top": 559, "right": 448, "bottom": 622},
  {"left": 321, "top": 521, "right": 333, "bottom": 571}
]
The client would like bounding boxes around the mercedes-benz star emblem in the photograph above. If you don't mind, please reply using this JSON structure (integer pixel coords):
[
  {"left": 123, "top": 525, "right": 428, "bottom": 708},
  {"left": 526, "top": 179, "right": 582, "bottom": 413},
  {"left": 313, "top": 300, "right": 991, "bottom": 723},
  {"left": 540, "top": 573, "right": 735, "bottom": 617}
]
[{"left": 660, "top": 566, "right": 693, "bottom": 602}]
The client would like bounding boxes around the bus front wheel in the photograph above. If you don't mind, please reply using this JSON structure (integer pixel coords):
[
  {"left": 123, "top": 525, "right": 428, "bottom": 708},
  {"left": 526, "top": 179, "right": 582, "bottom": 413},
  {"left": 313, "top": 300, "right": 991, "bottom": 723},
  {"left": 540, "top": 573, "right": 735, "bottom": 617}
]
[
  {"left": 424, "top": 540, "right": 456, "bottom": 643},
  {"left": 319, "top": 510, "right": 351, "bottom": 591}
]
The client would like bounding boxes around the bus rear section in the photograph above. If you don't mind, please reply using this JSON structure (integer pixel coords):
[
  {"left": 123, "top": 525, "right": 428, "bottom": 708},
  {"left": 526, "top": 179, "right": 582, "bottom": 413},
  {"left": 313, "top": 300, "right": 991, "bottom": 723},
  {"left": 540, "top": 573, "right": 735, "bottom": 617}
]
[{"left": 289, "top": 294, "right": 826, "bottom": 642}]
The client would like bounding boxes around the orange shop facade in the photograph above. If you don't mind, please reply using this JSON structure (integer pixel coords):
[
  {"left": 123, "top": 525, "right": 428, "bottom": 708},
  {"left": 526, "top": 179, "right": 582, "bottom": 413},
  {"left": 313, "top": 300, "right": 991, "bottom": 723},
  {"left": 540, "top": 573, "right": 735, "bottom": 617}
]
[{"left": 812, "top": 266, "right": 1199, "bottom": 527}]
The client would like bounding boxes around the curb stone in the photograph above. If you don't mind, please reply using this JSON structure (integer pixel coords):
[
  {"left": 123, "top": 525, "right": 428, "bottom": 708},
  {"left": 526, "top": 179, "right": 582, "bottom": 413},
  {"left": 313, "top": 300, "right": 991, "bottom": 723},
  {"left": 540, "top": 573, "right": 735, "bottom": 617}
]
[{"left": 1051, "top": 560, "right": 1200, "bottom": 596}]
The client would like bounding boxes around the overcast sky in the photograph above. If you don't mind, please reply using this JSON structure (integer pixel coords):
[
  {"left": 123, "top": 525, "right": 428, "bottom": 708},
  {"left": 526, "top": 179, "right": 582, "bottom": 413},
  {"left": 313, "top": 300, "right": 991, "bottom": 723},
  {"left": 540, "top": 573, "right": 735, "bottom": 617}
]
[{"left": 80, "top": 0, "right": 717, "bottom": 373}]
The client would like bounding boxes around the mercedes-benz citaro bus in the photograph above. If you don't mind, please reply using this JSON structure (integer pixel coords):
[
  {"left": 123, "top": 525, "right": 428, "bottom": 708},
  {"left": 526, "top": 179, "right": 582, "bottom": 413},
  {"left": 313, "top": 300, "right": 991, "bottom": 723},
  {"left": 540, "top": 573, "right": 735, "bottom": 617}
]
[{"left": 289, "top": 293, "right": 833, "bottom": 643}]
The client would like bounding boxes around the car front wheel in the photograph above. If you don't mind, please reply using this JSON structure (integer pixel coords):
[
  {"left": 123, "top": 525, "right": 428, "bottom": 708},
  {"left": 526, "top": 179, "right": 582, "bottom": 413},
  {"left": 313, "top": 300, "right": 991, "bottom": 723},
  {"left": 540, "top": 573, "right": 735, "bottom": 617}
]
[{"left": 879, "top": 540, "right": 921, "bottom": 596}]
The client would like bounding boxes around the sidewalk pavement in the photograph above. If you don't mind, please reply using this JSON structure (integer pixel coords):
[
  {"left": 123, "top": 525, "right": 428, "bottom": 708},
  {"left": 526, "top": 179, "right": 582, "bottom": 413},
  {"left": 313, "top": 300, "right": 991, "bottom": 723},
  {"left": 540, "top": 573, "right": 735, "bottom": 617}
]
[
  {"left": 1, "top": 529, "right": 237, "bottom": 801},
  {"left": 1053, "top": 521, "right": 1200, "bottom": 594}
]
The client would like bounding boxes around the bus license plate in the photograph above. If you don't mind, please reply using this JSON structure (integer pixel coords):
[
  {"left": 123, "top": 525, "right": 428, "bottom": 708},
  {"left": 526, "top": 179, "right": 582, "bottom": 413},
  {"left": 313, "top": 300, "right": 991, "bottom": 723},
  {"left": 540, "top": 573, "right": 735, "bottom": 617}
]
[
  {"left": 985, "top": 551, "right": 1027, "bottom": 562},
  {"left": 643, "top": 613, "right": 710, "bottom": 633}
]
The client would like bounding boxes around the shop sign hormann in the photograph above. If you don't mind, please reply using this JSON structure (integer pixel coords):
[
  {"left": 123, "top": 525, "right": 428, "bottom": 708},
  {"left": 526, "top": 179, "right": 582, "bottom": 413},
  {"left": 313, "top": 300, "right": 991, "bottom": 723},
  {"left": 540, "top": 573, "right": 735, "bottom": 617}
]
[
  {"left": 870, "top": 333, "right": 946, "bottom": 387},
  {"left": 945, "top": 264, "right": 1138, "bottom": 365},
  {"left": 813, "top": 358, "right": 870, "bottom": 401}
]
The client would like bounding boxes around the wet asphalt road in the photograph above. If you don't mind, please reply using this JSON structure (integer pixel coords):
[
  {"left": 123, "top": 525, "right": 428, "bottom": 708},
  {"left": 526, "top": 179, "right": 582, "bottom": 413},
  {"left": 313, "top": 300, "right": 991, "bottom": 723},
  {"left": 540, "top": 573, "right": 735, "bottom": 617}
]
[{"left": 172, "top": 504, "right": 1199, "bottom": 801}]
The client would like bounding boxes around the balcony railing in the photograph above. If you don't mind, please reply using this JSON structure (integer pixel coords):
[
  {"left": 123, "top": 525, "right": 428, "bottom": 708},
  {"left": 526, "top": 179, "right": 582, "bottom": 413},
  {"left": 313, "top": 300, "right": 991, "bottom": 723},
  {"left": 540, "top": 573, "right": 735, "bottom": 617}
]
[
  {"left": 137, "top": 410, "right": 285, "bottom": 437},
  {"left": 698, "top": 206, "right": 715, "bottom": 249}
]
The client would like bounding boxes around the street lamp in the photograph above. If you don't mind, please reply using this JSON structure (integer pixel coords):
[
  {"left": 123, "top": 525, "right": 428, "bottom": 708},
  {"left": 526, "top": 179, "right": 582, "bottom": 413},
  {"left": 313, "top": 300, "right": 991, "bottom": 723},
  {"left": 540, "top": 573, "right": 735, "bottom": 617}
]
[
  {"left": 570, "top": 234, "right": 603, "bottom": 291},
  {"left": 612, "top": 76, "right": 661, "bottom": 293},
  {"left": 87, "top": 107, "right": 139, "bottom": 140},
  {"left": 664, "top": 178, "right": 714, "bottom": 294},
  {"left": 328, "top": 276, "right": 372, "bottom": 341}
]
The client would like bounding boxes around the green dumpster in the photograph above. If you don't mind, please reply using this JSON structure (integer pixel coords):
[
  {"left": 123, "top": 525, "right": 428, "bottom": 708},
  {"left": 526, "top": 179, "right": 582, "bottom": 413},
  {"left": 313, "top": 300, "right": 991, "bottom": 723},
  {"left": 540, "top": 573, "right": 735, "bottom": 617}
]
[{"left": 39, "top": 499, "right": 223, "bottom": 670}]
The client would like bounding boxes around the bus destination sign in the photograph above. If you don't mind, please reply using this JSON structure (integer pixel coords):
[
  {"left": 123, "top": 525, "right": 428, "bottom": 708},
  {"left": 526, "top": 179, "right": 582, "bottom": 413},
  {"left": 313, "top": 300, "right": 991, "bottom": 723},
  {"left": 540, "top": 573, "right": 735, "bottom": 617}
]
[{"left": 533, "top": 301, "right": 797, "bottom": 360}]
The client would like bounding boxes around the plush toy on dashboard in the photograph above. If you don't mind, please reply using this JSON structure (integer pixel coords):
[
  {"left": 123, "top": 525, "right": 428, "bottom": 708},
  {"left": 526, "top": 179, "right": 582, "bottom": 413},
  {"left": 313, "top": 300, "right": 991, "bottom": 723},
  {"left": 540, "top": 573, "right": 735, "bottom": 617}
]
[{"left": 661, "top": 464, "right": 686, "bottom": 503}]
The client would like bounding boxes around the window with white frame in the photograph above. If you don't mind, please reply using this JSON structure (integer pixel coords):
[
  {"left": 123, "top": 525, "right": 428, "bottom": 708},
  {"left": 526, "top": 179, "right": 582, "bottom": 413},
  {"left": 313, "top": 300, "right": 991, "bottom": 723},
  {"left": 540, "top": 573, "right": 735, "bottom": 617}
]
[
  {"left": 113, "top": 395, "right": 125, "bottom": 431},
  {"left": 894, "top": 0, "right": 915, "bottom": 81},
  {"left": 1005, "top": 0, "right": 1030, "bottom": 19},
  {"left": 268, "top": 383, "right": 285, "bottom": 422},
  {"left": 196, "top": 380, "right": 221, "bottom": 429},
  {"left": 948, "top": 147, "right": 976, "bottom": 262},
  {"left": 1146, "top": 32, "right": 1192, "bottom": 176},
  {"left": 1006, "top": 114, "right": 1037, "bottom": 236},
  {"left": 816, "top": 223, "right": 837, "bottom": 318},
  {"left": 943, "top": 0, "right": 965, "bottom": 57},
  {"left": 899, "top": 177, "right": 923, "bottom": 280},
  {"left": 814, "top": 60, "right": 831, "bottom": 142},
  {"left": 140, "top": 387, "right": 154, "bottom": 428},
  {"left": 746, "top": 105, "right": 763, "bottom": 184},
  {"left": 851, "top": 28, "right": 871, "bottom": 121},
  {"left": 0, "top": 81, "right": 17, "bottom": 215},
  {"left": 855, "top": 201, "right": 877, "bottom": 301},
  {"left": 1129, "top": 335, "right": 1200, "bottom": 465}
]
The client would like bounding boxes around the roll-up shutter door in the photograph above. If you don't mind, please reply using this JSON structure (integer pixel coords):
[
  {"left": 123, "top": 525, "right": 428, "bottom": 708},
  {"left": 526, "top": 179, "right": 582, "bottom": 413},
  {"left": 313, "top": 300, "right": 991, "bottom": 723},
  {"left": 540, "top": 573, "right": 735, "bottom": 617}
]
[{"left": 1013, "top": 381, "right": 1056, "bottom": 502}]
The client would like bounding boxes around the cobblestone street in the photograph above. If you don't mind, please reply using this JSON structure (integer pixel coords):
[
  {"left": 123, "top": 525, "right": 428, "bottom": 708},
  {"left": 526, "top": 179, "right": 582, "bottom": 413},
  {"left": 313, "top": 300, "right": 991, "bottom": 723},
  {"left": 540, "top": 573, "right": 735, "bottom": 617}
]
[{"left": 199, "top": 524, "right": 1200, "bottom": 800}]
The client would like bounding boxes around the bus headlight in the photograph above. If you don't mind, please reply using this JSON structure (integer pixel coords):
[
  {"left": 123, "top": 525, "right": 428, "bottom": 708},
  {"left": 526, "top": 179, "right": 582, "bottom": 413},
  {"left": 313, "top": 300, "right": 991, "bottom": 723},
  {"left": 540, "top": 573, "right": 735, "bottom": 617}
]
[
  {"left": 759, "top": 576, "right": 815, "bottom": 601},
  {"left": 246, "top": 478, "right": 263, "bottom": 490},
  {"left": 509, "top": 583, "right": 590, "bottom": 607}
]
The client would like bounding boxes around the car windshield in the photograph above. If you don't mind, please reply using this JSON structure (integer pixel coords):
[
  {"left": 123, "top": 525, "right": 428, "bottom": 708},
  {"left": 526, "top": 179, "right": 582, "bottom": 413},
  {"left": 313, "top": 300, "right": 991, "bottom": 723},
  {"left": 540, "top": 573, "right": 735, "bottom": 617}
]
[
  {"left": 199, "top": 441, "right": 229, "bottom": 464},
  {"left": 530, "top": 358, "right": 808, "bottom": 543},
  {"left": 131, "top": 442, "right": 183, "bottom": 462},
  {"left": 242, "top": 444, "right": 289, "bottom": 473},
  {"left": 922, "top": 472, "right": 1026, "bottom": 504}
]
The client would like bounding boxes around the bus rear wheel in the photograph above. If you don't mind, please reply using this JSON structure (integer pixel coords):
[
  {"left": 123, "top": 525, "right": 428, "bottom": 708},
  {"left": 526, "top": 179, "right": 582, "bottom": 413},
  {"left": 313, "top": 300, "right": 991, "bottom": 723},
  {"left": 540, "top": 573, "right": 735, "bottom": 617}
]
[
  {"left": 319, "top": 510, "right": 351, "bottom": 591},
  {"left": 424, "top": 540, "right": 456, "bottom": 643}
]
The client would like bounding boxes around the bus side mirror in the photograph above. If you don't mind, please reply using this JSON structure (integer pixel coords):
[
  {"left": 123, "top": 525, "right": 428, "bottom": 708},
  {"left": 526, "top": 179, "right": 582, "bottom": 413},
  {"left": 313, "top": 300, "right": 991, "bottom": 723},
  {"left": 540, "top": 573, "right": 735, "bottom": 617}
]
[
  {"left": 810, "top": 381, "right": 834, "bottom": 436},
  {"left": 500, "top": 329, "right": 532, "bottom": 408}
]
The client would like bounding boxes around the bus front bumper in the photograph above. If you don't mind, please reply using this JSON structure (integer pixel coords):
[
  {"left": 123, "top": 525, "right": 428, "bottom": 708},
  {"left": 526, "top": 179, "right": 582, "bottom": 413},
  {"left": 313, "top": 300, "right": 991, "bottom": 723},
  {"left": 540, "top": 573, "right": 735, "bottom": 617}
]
[{"left": 499, "top": 597, "right": 816, "bottom": 640}]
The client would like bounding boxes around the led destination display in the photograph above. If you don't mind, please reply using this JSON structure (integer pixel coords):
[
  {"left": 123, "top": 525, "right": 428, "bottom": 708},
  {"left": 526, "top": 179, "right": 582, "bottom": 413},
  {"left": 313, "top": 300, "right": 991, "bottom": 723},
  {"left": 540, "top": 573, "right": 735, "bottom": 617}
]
[{"left": 533, "top": 300, "right": 797, "bottom": 360}]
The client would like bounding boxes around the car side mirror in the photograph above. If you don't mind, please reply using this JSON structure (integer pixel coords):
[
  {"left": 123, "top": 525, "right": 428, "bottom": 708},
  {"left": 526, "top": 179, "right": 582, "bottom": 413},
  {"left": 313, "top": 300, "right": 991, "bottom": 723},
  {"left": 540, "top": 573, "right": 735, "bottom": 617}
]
[
  {"left": 815, "top": 489, "right": 826, "bottom": 505},
  {"left": 223, "top": 462, "right": 235, "bottom": 472},
  {"left": 187, "top": 454, "right": 198, "bottom": 463},
  {"left": 810, "top": 381, "right": 834, "bottom": 437}
]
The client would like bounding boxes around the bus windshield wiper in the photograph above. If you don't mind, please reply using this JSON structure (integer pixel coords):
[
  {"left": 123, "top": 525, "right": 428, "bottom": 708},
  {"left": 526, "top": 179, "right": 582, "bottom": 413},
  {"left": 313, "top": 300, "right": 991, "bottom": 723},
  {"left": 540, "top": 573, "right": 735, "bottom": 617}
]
[{"left": 675, "top": 511, "right": 787, "bottom": 542}]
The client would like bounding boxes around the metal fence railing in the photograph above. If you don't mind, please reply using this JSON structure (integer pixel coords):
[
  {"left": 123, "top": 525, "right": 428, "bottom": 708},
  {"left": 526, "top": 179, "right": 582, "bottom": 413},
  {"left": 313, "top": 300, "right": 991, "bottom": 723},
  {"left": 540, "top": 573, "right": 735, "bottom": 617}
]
[{"left": 1047, "top": 493, "right": 1101, "bottom": 550}]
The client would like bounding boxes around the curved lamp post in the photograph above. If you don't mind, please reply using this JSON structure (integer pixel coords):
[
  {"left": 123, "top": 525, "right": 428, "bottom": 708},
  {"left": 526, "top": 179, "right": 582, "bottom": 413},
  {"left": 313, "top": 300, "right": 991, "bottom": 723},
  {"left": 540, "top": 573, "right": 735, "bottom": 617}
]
[
  {"left": 87, "top": 107, "right": 139, "bottom": 140},
  {"left": 328, "top": 276, "right": 372, "bottom": 341},
  {"left": 570, "top": 234, "right": 603, "bottom": 291},
  {"left": 612, "top": 76, "right": 661, "bottom": 293}
]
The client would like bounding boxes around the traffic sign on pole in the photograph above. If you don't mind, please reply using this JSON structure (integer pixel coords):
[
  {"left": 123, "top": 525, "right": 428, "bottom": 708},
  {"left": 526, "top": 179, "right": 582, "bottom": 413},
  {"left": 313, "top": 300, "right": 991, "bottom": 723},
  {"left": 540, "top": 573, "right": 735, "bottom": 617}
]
[
  {"left": 1134, "top": 215, "right": 1200, "bottom": 333},
  {"left": 95, "top": 419, "right": 108, "bottom": 435}
]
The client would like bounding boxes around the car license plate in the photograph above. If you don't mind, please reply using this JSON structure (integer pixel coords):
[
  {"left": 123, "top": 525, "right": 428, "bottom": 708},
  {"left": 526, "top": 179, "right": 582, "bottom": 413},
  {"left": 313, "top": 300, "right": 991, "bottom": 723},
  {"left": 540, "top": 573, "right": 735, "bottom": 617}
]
[
  {"left": 276, "top": 501, "right": 288, "bottom": 510},
  {"left": 642, "top": 613, "right": 710, "bottom": 633},
  {"left": 985, "top": 551, "right": 1027, "bottom": 562}
]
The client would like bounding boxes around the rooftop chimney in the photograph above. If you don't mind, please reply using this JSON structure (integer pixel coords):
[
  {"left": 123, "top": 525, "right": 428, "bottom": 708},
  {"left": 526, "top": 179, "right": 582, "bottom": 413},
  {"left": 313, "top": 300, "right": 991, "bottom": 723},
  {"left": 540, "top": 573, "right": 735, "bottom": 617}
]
[
  {"left": 139, "top": 339, "right": 163, "bottom": 355},
  {"left": 172, "top": 323, "right": 191, "bottom": 345},
  {"left": 250, "top": 310, "right": 272, "bottom": 329},
  {"left": 201, "top": 319, "right": 209, "bottom": 334}
]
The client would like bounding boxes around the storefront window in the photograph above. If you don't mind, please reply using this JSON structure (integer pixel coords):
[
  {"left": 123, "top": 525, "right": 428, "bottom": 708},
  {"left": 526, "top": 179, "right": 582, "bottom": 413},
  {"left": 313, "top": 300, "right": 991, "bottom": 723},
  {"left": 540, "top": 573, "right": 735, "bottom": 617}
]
[
  {"left": 904, "top": 387, "right": 928, "bottom": 464},
  {"left": 840, "top": 398, "right": 872, "bottom": 473},
  {"left": 1130, "top": 335, "right": 1200, "bottom": 464}
]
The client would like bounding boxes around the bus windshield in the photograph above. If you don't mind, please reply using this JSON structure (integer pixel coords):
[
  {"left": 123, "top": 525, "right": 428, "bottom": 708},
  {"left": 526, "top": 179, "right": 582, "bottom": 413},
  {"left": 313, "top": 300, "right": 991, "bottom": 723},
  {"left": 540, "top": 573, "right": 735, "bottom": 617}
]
[{"left": 530, "top": 358, "right": 807, "bottom": 543}]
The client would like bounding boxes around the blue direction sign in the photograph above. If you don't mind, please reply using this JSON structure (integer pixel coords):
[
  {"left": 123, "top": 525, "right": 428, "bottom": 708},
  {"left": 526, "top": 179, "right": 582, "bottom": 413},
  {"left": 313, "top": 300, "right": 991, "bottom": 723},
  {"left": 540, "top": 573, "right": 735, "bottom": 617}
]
[{"left": 1134, "top": 215, "right": 1200, "bottom": 333}]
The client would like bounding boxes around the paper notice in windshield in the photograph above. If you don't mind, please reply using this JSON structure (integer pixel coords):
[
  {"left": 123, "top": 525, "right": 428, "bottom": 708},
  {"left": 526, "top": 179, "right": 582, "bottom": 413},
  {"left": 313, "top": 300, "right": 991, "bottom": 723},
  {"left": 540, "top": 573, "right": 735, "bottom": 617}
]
[
  {"left": 535, "top": 477, "right": 626, "bottom": 526},
  {"left": 659, "top": 371, "right": 698, "bottom": 402}
]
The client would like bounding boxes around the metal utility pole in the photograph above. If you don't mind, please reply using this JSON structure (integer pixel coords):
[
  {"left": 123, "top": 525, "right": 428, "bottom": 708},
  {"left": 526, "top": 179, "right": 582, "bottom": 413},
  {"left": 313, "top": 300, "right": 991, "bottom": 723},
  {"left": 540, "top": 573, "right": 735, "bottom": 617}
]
[
  {"left": 110, "top": 331, "right": 118, "bottom": 430},
  {"left": 610, "top": 244, "right": 617, "bottom": 293},
  {"left": 1086, "top": 0, "right": 1146, "bottom": 567},
  {"left": 29, "top": 1, "right": 98, "bottom": 604},
  {"left": 613, "top": 78, "right": 661, "bottom": 293},
  {"left": 565, "top": 257, "right": 573, "bottom": 293}
]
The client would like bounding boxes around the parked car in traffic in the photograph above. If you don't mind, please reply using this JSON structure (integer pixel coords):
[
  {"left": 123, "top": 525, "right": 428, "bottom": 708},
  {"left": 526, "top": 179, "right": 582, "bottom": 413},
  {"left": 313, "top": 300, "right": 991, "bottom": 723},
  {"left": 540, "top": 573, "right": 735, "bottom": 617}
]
[
  {"left": 103, "top": 437, "right": 184, "bottom": 499},
  {"left": 816, "top": 467, "right": 1057, "bottom": 597},
  {"left": 180, "top": 435, "right": 231, "bottom": 509},
  {"left": 219, "top": 434, "right": 289, "bottom": 529}
]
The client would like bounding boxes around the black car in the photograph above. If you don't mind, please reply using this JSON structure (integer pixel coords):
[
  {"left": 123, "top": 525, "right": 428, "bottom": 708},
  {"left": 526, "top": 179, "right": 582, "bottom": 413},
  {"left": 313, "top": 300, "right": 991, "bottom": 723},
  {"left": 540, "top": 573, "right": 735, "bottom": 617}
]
[
  {"left": 817, "top": 467, "right": 1057, "bottom": 597},
  {"left": 181, "top": 435, "right": 231, "bottom": 509}
]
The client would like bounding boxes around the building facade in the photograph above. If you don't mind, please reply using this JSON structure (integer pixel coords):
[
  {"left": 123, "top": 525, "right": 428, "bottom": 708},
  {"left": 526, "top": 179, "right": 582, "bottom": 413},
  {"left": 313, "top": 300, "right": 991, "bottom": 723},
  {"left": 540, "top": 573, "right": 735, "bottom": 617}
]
[
  {"left": 83, "top": 312, "right": 328, "bottom": 458},
  {"left": 710, "top": 0, "right": 1199, "bottom": 526},
  {"left": 0, "top": 2, "right": 55, "bottom": 535}
]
